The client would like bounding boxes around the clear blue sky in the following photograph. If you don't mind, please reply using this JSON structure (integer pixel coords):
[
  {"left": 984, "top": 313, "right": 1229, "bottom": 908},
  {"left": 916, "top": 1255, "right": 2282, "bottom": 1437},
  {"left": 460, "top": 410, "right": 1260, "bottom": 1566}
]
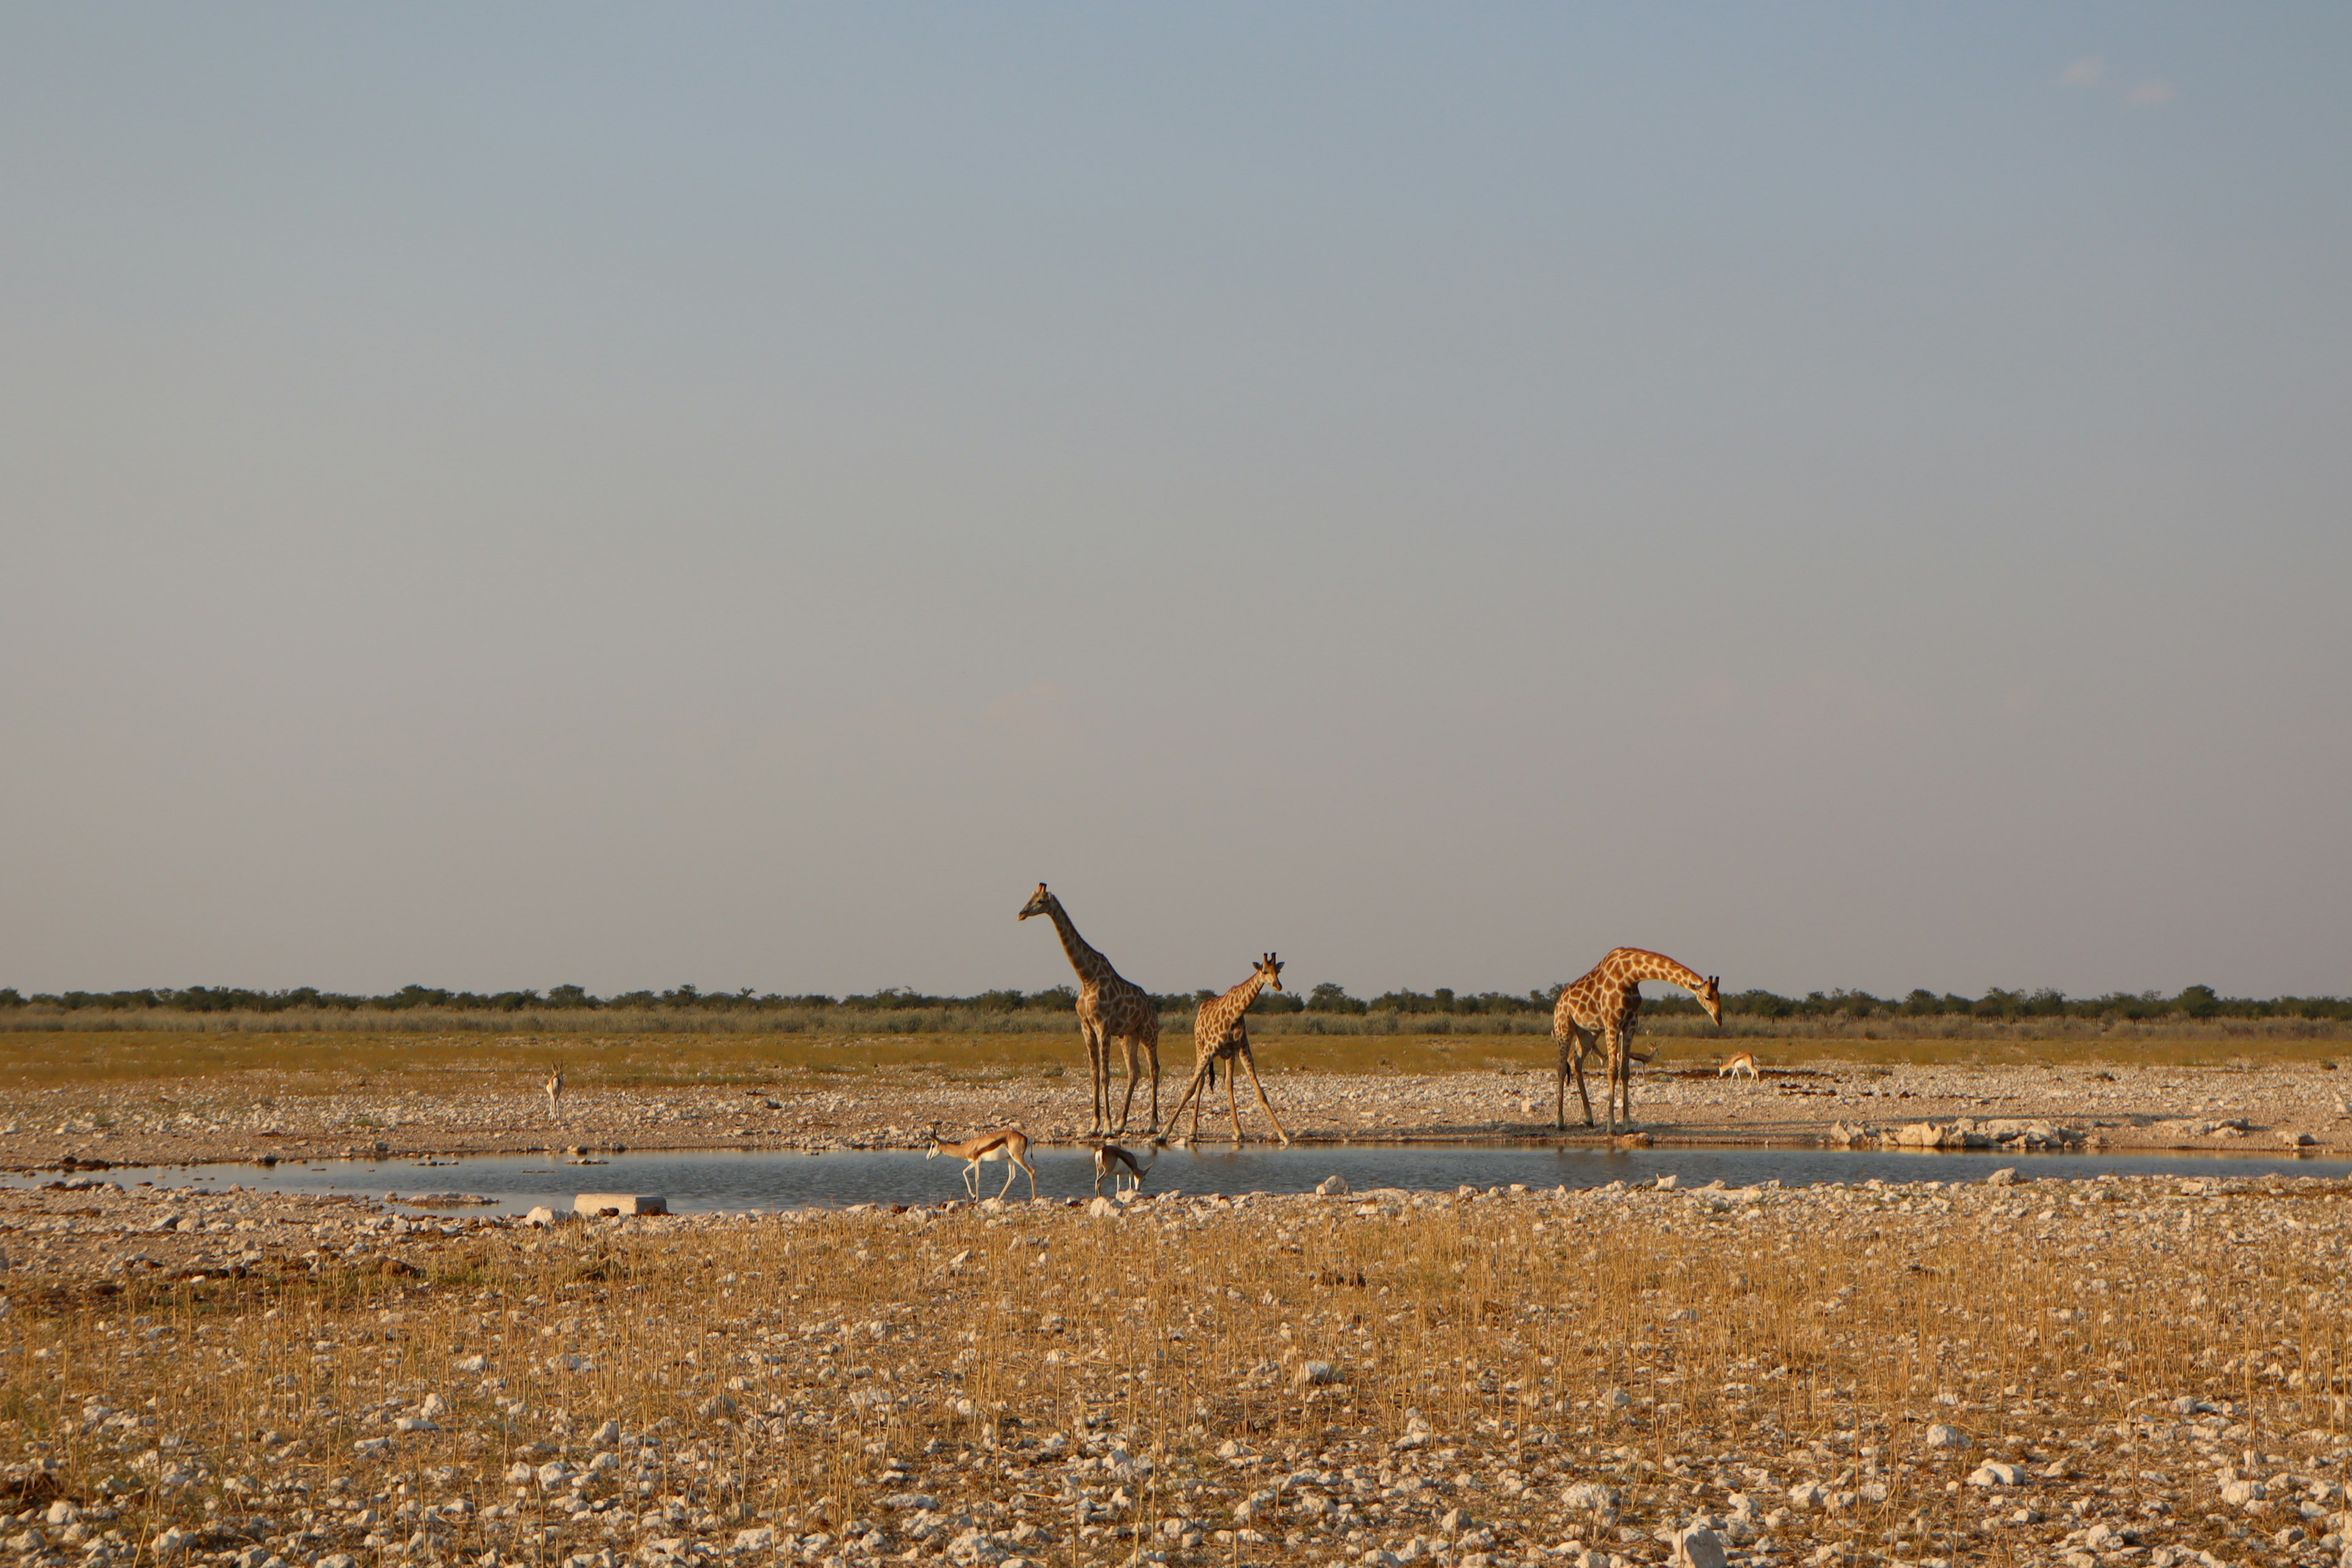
[{"left": 4, "top": 6, "right": 2347, "bottom": 1000}]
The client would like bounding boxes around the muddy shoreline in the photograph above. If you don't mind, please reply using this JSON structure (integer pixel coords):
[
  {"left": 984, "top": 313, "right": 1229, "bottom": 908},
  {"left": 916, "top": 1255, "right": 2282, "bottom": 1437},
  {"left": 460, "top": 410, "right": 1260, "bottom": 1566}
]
[{"left": 3, "top": 1060, "right": 2347, "bottom": 1176}]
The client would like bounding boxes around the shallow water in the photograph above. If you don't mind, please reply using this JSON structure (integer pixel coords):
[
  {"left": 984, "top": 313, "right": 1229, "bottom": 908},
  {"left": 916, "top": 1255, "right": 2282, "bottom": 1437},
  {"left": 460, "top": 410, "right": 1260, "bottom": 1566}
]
[{"left": 8, "top": 1141, "right": 2346, "bottom": 1214}]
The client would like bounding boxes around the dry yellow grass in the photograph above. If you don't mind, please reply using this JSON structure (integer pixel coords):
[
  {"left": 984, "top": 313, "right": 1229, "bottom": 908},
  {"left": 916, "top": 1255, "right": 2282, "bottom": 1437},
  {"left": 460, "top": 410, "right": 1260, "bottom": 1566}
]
[{"left": 6, "top": 1177, "right": 2348, "bottom": 1568}]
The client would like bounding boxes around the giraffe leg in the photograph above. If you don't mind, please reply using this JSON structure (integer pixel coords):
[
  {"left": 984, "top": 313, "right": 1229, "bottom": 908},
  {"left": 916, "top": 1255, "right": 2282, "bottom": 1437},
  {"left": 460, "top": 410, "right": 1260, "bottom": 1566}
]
[
  {"left": 1239, "top": 1047, "right": 1291, "bottom": 1146},
  {"left": 1095, "top": 1026, "right": 1114, "bottom": 1137},
  {"left": 1146, "top": 1030, "right": 1162, "bottom": 1137},
  {"left": 1166, "top": 1061, "right": 1209, "bottom": 1137},
  {"left": 1556, "top": 1032, "right": 1586, "bottom": 1131},
  {"left": 1589, "top": 1030, "right": 1608, "bottom": 1128},
  {"left": 1600, "top": 1023, "right": 1619, "bottom": 1136},
  {"left": 1170, "top": 1057, "right": 1212, "bottom": 1144},
  {"left": 1613, "top": 1021, "right": 1635, "bottom": 1132},
  {"left": 1624, "top": 1020, "right": 1643, "bottom": 1128},
  {"left": 1079, "top": 1023, "right": 1102, "bottom": 1137},
  {"left": 1566, "top": 1027, "right": 1596, "bottom": 1128},
  {"left": 1554, "top": 1033, "right": 1567, "bottom": 1130},
  {"left": 1227, "top": 1054, "right": 1245, "bottom": 1146},
  {"left": 1608, "top": 1025, "right": 1627, "bottom": 1133},
  {"left": 1115, "top": 1036, "right": 1142, "bottom": 1136}
]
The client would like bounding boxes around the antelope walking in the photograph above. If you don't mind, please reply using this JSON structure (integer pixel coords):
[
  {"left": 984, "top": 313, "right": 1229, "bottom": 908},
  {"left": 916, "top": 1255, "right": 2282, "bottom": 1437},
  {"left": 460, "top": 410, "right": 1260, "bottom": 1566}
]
[
  {"left": 926, "top": 1125, "right": 1039, "bottom": 1201},
  {"left": 544, "top": 1064, "right": 565, "bottom": 1119},
  {"left": 1019, "top": 884, "right": 1162, "bottom": 1137},
  {"left": 1718, "top": 1050, "right": 1759, "bottom": 1080},
  {"left": 1554, "top": 949, "right": 1723, "bottom": 1134},
  {"left": 1166, "top": 954, "right": 1292, "bottom": 1147}
]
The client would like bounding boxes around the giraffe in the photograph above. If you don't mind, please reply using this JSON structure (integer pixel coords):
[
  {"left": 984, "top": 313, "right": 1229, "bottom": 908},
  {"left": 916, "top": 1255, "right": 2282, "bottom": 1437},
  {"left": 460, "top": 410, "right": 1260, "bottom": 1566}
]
[
  {"left": 1553, "top": 948, "right": 1722, "bottom": 1135},
  {"left": 1018, "top": 884, "right": 1162, "bottom": 1137},
  {"left": 1165, "top": 954, "right": 1292, "bottom": 1147},
  {"left": 1552, "top": 996, "right": 1657, "bottom": 1126}
]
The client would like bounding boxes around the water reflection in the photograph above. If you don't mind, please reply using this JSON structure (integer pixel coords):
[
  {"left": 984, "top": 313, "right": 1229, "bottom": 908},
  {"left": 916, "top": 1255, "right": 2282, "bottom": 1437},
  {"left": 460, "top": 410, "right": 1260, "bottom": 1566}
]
[{"left": 8, "top": 1140, "right": 2343, "bottom": 1215}]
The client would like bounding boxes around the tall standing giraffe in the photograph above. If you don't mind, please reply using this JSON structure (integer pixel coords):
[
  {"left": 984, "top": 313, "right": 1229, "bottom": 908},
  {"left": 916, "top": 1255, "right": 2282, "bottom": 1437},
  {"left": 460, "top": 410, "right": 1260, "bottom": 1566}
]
[
  {"left": 1165, "top": 954, "right": 1292, "bottom": 1147},
  {"left": 1019, "top": 884, "right": 1162, "bottom": 1137},
  {"left": 1553, "top": 948, "right": 1722, "bottom": 1134}
]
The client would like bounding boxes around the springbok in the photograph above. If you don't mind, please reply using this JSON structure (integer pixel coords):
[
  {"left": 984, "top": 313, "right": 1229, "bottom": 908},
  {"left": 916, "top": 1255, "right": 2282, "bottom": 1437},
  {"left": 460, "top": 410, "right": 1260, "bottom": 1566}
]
[
  {"left": 1089, "top": 1142, "right": 1151, "bottom": 1195},
  {"left": 1717, "top": 1050, "right": 1759, "bottom": 1080},
  {"left": 927, "top": 1125, "right": 1038, "bottom": 1201},
  {"left": 545, "top": 1064, "right": 565, "bottom": 1118}
]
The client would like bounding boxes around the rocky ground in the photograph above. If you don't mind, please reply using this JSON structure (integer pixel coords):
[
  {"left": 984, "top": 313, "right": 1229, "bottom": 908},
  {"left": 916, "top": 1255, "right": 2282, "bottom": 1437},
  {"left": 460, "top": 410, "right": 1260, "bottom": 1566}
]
[
  {"left": 4, "top": 1171, "right": 2351, "bottom": 1568},
  {"left": 3, "top": 1061, "right": 2350, "bottom": 1175}
]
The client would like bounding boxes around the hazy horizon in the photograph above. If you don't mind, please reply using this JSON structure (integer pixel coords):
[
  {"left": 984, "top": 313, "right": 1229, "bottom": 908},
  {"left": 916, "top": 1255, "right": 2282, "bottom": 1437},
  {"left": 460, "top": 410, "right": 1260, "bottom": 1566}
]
[
  {"left": 4, "top": 7, "right": 2348, "bottom": 1001},
  {"left": 0, "top": 975, "right": 2318, "bottom": 1008}
]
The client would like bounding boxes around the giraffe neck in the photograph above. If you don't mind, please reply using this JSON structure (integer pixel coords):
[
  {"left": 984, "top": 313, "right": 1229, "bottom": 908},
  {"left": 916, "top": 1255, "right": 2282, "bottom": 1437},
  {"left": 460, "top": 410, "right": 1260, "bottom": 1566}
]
[
  {"left": 1616, "top": 949, "right": 1709, "bottom": 993},
  {"left": 1042, "top": 898, "right": 1112, "bottom": 984},
  {"left": 1217, "top": 972, "right": 1271, "bottom": 1020}
]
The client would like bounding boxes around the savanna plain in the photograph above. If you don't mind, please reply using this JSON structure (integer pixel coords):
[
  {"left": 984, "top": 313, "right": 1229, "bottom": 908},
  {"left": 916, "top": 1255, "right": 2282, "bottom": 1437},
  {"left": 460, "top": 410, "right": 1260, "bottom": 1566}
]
[{"left": 6, "top": 1017, "right": 2352, "bottom": 1568}]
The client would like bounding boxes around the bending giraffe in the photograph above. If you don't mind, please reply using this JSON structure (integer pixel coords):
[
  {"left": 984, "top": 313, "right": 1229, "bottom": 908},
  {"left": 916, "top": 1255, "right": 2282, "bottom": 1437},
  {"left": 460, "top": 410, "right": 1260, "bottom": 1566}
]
[
  {"left": 1166, "top": 954, "right": 1292, "bottom": 1147},
  {"left": 1553, "top": 948, "right": 1722, "bottom": 1134},
  {"left": 1019, "top": 884, "right": 1162, "bottom": 1136}
]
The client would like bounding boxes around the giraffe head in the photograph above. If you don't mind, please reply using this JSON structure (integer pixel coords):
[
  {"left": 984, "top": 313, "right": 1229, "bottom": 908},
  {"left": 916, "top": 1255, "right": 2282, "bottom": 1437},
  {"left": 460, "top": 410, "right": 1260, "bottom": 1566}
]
[
  {"left": 1256, "top": 953, "right": 1284, "bottom": 991},
  {"left": 1696, "top": 974, "right": 1724, "bottom": 1029},
  {"left": 1017, "top": 883, "right": 1055, "bottom": 922}
]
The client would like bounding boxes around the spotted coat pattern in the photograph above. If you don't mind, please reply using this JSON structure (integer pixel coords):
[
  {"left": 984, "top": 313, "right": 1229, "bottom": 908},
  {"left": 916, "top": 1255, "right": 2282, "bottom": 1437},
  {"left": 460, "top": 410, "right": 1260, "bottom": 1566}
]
[
  {"left": 1019, "top": 884, "right": 1161, "bottom": 1136},
  {"left": 1553, "top": 948, "right": 1724, "bottom": 1134}
]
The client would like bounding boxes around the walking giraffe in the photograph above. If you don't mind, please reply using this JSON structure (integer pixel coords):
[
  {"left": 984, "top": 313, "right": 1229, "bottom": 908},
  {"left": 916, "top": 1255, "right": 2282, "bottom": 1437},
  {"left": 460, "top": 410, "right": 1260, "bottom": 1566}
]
[
  {"left": 1018, "top": 884, "right": 1162, "bottom": 1137},
  {"left": 1165, "top": 954, "right": 1292, "bottom": 1147},
  {"left": 1553, "top": 948, "right": 1722, "bottom": 1134}
]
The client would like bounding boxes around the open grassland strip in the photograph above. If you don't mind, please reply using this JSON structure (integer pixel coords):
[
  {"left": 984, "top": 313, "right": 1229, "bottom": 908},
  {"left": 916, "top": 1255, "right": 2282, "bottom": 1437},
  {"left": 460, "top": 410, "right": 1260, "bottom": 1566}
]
[
  {"left": 1, "top": 1021, "right": 2347, "bottom": 1093},
  {"left": 10, "top": 1009, "right": 2351, "bottom": 1054},
  {"left": 2, "top": 1180, "right": 2348, "bottom": 1568}
]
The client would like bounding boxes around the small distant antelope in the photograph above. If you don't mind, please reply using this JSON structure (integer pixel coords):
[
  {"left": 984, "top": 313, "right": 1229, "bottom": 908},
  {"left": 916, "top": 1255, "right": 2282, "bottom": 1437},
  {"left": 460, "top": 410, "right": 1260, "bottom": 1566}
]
[
  {"left": 927, "top": 1124, "right": 1038, "bottom": 1201},
  {"left": 545, "top": 1064, "right": 565, "bottom": 1116},
  {"left": 1090, "top": 1142, "right": 1150, "bottom": 1195},
  {"left": 1718, "top": 1050, "right": 1759, "bottom": 1080}
]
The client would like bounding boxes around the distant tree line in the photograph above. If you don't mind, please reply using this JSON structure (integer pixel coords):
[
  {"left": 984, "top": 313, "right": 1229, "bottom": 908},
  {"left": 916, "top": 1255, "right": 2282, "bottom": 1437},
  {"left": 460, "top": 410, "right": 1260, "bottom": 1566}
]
[
  {"left": 0, "top": 981, "right": 2343, "bottom": 1022},
  {"left": 0, "top": 982, "right": 1083, "bottom": 1015}
]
